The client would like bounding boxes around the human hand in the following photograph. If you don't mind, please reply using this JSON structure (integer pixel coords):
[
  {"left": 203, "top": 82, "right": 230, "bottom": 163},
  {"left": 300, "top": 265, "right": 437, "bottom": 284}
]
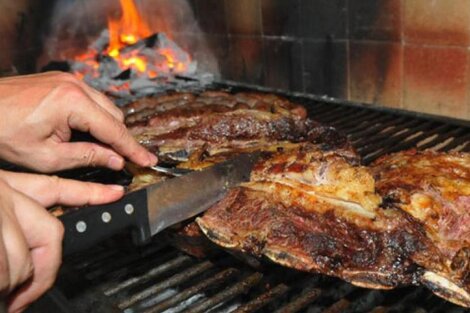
[
  {"left": 0, "top": 178, "right": 63, "bottom": 313},
  {"left": 0, "top": 169, "right": 128, "bottom": 312},
  {"left": 0, "top": 72, "right": 157, "bottom": 172}
]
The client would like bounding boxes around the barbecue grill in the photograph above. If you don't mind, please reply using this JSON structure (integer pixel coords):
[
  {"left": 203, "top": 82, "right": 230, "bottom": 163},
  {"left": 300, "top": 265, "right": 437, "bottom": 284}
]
[{"left": 22, "top": 81, "right": 470, "bottom": 313}]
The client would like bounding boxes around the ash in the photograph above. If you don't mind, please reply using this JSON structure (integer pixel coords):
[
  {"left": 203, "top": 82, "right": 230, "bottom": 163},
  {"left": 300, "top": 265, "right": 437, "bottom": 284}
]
[{"left": 69, "top": 30, "right": 213, "bottom": 104}]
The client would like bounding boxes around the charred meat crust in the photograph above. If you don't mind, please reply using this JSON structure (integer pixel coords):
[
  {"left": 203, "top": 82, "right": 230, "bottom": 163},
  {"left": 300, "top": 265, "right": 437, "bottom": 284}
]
[
  {"left": 197, "top": 186, "right": 428, "bottom": 289},
  {"left": 196, "top": 145, "right": 470, "bottom": 307},
  {"left": 124, "top": 91, "right": 353, "bottom": 165},
  {"left": 371, "top": 150, "right": 469, "bottom": 267}
]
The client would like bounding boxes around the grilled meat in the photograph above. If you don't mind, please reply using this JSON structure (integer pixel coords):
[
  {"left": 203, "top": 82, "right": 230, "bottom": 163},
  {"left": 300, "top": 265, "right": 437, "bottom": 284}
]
[
  {"left": 164, "top": 222, "right": 218, "bottom": 259},
  {"left": 124, "top": 91, "right": 469, "bottom": 307},
  {"left": 124, "top": 91, "right": 355, "bottom": 258},
  {"left": 196, "top": 145, "right": 470, "bottom": 307},
  {"left": 371, "top": 150, "right": 470, "bottom": 307},
  {"left": 125, "top": 162, "right": 169, "bottom": 192},
  {"left": 124, "top": 91, "right": 350, "bottom": 166}
]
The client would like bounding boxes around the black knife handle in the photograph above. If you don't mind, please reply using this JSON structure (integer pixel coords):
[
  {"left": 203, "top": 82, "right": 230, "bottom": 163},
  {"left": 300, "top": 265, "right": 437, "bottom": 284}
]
[{"left": 59, "top": 188, "right": 151, "bottom": 256}]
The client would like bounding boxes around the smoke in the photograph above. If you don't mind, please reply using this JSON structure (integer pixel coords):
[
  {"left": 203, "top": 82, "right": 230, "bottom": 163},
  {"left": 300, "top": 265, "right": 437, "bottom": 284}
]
[{"left": 39, "top": 0, "right": 219, "bottom": 75}]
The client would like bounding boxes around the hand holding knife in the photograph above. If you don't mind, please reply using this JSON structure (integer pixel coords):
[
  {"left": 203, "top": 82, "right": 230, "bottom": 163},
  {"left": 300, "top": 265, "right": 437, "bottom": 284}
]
[{"left": 59, "top": 152, "right": 261, "bottom": 256}]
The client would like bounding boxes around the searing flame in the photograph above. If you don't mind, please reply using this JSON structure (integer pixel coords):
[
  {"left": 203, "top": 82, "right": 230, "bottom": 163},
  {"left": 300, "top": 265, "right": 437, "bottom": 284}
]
[
  {"left": 72, "top": 0, "right": 195, "bottom": 85},
  {"left": 107, "top": 0, "right": 151, "bottom": 58}
]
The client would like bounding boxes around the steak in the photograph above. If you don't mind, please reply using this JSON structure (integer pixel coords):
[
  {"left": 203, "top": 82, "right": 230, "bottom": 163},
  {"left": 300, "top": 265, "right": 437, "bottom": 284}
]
[
  {"left": 124, "top": 91, "right": 352, "bottom": 167},
  {"left": 196, "top": 145, "right": 470, "bottom": 307}
]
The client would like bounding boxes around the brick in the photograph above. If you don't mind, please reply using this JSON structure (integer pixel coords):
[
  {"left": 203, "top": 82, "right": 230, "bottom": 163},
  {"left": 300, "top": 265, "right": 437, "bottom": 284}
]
[
  {"left": 195, "top": 0, "right": 227, "bottom": 35},
  {"left": 225, "top": 36, "right": 264, "bottom": 84},
  {"left": 225, "top": 0, "right": 262, "bottom": 36},
  {"left": 349, "top": 41, "right": 403, "bottom": 108},
  {"left": 263, "top": 39, "right": 303, "bottom": 91},
  {"left": 403, "top": 44, "right": 468, "bottom": 119},
  {"left": 404, "top": 0, "right": 470, "bottom": 46},
  {"left": 302, "top": 39, "right": 347, "bottom": 98},
  {"left": 261, "top": 0, "right": 300, "bottom": 37},
  {"left": 349, "top": 0, "right": 402, "bottom": 41},
  {"left": 300, "top": 0, "right": 347, "bottom": 40}
]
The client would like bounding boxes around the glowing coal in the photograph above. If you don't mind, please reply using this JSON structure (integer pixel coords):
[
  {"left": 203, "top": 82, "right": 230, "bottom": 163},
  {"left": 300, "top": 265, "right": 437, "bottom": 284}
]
[
  {"left": 72, "top": 30, "right": 200, "bottom": 96},
  {"left": 58, "top": 0, "right": 213, "bottom": 100}
]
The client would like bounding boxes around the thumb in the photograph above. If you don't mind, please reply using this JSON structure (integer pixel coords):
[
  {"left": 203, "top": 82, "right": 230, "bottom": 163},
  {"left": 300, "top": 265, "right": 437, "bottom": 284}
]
[
  {"left": 7, "top": 191, "right": 63, "bottom": 313},
  {"left": 55, "top": 142, "right": 125, "bottom": 170}
]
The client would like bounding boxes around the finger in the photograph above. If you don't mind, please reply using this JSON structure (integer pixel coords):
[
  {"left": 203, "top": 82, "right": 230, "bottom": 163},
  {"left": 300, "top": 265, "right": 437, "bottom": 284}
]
[
  {"left": 0, "top": 182, "right": 33, "bottom": 292},
  {"left": 68, "top": 102, "right": 157, "bottom": 167},
  {"left": 0, "top": 216, "right": 10, "bottom": 296},
  {"left": 0, "top": 170, "right": 124, "bottom": 207},
  {"left": 7, "top": 192, "right": 63, "bottom": 313},
  {"left": 1, "top": 217, "right": 32, "bottom": 292},
  {"left": 53, "top": 141, "right": 126, "bottom": 171}
]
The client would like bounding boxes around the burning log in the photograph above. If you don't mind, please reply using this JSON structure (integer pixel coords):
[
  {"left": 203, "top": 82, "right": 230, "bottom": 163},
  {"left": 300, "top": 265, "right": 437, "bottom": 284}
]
[{"left": 44, "top": 0, "right": 211, "bottom": 100}]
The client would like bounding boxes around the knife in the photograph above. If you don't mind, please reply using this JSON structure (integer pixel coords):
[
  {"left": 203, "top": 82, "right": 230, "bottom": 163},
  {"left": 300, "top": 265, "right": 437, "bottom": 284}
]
[{"left": 59, "top": 152, "right": 261, "bottom": 256}]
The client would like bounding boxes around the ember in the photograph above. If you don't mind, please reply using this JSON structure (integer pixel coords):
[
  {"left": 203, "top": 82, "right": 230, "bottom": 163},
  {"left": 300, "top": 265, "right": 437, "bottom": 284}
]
[{"left": 70, "top": 0, "right": 205, "bottom": 99}]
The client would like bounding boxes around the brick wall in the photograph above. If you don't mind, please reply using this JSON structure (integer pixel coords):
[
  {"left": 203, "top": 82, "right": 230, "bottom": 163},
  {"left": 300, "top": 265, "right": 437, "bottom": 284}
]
[{"left": 189, "top": 0, "right": 470, "bottom": 120}]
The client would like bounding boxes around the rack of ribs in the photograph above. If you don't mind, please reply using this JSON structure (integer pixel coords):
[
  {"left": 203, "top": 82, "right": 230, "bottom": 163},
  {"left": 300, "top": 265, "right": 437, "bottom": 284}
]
[{"left": 196, "top": 146, "right": 470, "bottom": 308}]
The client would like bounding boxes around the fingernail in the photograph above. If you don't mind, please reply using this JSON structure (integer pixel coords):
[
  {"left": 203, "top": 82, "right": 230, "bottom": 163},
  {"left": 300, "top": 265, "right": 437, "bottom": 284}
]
[
  {"left": 108, "top": 156, "right": 124, "bottom": 170},
  {"left": 148, "top": 153, "right": 158, "bottom": 166},
  {"left": 109, "top": 184, "right": 124, "bottom": 192}
]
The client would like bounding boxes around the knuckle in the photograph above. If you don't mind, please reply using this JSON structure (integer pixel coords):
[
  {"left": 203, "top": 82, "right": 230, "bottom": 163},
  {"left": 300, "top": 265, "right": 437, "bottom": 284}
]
[
  {"left": 47, "top": 175, "right": 62, "bottom": 201},
  {"left": 112, "top": 123, "right": 129, "bottom": 144},
  {"left": 58, "top": 81, "right": 80, "bottom": 94},
  {"left": 56, "top": 82, "right": 85, "bottom": 101},
  {"left": 51, "top": 218, "right": 65, "bottom": 242},
  {"left": 47, "top": 175, "right": 61, "bottom": 189},
  {"left": 84, "top": 147, "right": 98, "bottom": 167},
  {"left": 115, "top": 108, "right": 125, "bottom": 121},
  {"left": 55, "top": 72, "right": 79, "bottom": 84}
]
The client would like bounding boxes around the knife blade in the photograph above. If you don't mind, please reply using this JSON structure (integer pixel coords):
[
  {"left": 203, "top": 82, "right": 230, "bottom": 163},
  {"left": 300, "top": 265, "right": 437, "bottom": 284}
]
[{"left": 59, "top": 152, "right": 261, "bottom": 256}]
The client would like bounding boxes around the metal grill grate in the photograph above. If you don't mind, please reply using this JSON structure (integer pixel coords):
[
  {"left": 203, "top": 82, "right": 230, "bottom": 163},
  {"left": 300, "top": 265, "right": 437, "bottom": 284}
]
[
  {"left": 293, "top": 97, "right": 470, "bottom": 164},
  {"left": 26, "top": 86, "right": 470, "bottom": 313},
  {"left": 40, "top": 240, "right": 468, "bottom": 313}
]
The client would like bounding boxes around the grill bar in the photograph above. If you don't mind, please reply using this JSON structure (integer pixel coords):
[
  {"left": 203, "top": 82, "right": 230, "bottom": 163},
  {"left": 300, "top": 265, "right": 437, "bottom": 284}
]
[
  {"left": 232, "top": 283, "right": 290, "bottom": 313},
  {"left": 118, "top": 260, "right": 214, "bottom": 309},
  {"left": 316, "top": 107, "right": 358, "bottom": 123},
  {"left": 312, "top": 105, "right": 351, "bottom": 119},
  {"left": 418, "top": 128, "right": 466, "bottom": 150},
  {"left": 104, "top": 254, "right": 192, "bottom": 296},
  {"left": 344, "top": 115, "right": 407, "bottom": 142},
  {"left": 185, "top": 272, "right": 263, "bottom": 313},
  {"left": 144, "top": 268, "right": 238, "bottom": 313},
  {"left": 334, "top": 112, "right": 389, "bottom": 134},
  {"left": 273, "top": 287, "right": 322, "bottom": 313},
  {"left": 323, "top": 298, "right": 352, "bottom": 313}
]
